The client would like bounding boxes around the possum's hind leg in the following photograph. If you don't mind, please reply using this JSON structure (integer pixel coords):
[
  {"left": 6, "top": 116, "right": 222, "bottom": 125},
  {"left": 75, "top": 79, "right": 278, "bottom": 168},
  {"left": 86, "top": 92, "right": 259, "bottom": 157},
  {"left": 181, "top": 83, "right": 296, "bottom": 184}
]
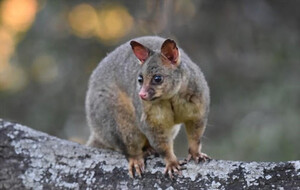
[
  {"left": 87, "top": 85, "right": 147, "bottom": 177},
  {"left": 114, "top": 88, "right": 147, "bottom": 178}
]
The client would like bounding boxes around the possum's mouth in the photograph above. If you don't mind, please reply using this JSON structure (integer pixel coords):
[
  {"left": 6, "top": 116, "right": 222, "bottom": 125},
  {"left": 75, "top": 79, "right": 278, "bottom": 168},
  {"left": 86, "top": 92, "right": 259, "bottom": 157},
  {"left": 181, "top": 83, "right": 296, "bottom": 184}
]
[{"left": 140, "top": 96, "right": 159, "bottom": 102}]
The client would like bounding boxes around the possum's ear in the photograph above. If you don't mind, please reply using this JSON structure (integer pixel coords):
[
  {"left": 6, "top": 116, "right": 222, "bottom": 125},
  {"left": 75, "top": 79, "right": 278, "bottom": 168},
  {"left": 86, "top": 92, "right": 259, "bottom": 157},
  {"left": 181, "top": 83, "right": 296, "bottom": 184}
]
[
  {"left": 161, "top": 39, "right": 180, "bottom": 66},
  {"left": 130, "top": 41, "right": 150, "bottom": 64}
]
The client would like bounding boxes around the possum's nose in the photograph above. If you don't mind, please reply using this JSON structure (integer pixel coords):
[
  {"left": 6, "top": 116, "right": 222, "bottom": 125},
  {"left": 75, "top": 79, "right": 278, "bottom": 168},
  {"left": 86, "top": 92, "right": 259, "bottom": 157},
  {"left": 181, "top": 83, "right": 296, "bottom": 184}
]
[
  {"left": 139, "top": 87, "right": 155, "bottom": 101},
  {"left": 139, "top": 87, "right": 149, "bottom": 100},
  {"left": 139, "top": 91, "right": 148, "bottom": 100}
]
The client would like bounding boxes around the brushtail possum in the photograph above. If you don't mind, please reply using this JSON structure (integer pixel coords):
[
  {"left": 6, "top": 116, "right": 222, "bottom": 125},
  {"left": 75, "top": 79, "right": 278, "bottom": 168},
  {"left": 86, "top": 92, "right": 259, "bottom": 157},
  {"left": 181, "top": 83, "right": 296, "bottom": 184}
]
[{"left": 86, "top": 36, "right": 210, "bottom": 178}]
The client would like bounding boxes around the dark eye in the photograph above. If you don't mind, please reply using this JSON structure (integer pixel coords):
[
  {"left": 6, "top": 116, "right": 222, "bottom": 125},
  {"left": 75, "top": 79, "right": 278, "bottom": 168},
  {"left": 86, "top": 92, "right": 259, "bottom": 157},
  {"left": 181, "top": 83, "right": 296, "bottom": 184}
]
[
  {"left": 152, "top": 75, "right": 163, "bottom": 84},
  {"left": 137, "top": 75, "right": 143, "bottom": 84}
]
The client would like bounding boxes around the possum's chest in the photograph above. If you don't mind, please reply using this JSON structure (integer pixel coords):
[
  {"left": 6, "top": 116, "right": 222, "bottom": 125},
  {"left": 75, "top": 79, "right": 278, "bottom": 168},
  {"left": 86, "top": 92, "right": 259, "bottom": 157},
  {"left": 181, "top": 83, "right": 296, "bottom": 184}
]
[
  {"left": 144, "top": 97, "right": 202, "bottom": 126},
  {"left": 171, "top": 96, "right": 203, "bottom": 123},
  {"left": 144, "top": 101, "right": 174, "bottom": 127}
]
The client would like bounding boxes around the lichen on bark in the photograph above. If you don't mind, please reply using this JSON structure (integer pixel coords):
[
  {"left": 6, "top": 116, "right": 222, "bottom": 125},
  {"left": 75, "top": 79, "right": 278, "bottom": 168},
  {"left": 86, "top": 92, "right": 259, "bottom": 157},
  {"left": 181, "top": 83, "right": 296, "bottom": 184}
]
[{"left": 0, "top": 119, "right": 299, "bottom": 190}]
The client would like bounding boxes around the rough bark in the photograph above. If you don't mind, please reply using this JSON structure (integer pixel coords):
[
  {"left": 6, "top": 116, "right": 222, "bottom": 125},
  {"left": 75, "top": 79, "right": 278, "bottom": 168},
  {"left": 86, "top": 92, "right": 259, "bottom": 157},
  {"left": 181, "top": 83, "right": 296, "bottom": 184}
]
[{"left": 0, "top": 119, "right": 299, "bottom": 190}]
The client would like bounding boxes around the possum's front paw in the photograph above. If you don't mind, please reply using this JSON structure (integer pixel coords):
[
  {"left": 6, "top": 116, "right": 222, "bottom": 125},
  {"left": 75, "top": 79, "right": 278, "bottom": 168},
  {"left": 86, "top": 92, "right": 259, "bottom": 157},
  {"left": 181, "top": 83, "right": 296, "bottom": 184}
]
[
  {"left": 186, "top": 151, "right": 211, "bottom": 163},
  {"left": 164, "top": 159, "right": 182, "bottom": 179},
  {"left": 128, "top": 156, "right": 145, "bottom": 178}
]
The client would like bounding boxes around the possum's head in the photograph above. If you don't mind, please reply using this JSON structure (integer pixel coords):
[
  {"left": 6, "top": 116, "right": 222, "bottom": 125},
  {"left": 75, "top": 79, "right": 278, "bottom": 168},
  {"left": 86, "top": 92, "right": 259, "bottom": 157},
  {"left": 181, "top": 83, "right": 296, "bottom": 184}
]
[{"left": 130, "top": 39, "right": 183, "bottom": 101}]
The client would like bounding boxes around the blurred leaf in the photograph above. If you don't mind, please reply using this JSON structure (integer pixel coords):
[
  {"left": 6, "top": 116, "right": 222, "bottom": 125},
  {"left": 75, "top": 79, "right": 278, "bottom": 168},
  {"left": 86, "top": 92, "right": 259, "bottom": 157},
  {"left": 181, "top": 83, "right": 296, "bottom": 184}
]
[
  {"left": 31, "top": 54, "right": 58, "bottom": 84},
  {"left": 1, "top": 0, "right": 38, "bottom": 32},
  {"left": 68, "top": 4, "right": 98, "bottom": 39}
]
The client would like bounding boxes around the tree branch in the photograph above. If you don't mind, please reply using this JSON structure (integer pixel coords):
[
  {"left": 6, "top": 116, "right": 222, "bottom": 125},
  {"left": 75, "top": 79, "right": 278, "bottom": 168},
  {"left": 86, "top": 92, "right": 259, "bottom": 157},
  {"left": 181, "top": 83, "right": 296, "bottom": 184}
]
[{"left": 0, "top": 119, "right": 299, "bottom": 189}]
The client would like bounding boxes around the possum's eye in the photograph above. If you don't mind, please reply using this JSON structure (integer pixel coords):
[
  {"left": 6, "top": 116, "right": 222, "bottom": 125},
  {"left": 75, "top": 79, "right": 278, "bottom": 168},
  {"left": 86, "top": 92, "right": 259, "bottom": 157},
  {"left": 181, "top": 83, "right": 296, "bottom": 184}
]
[
  {"left": 152, "top": 75, "right": 163, "bottom": 85},
  {"left": 137, "top": 75, "right": 143, "bottom": 84}
]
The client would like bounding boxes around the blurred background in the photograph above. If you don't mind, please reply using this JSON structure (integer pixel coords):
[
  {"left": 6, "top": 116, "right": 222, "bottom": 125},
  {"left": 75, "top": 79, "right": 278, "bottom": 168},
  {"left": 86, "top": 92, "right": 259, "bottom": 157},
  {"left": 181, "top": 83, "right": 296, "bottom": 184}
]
[{"left": 0, "top": 0, "right": 299, "bottom": 162}]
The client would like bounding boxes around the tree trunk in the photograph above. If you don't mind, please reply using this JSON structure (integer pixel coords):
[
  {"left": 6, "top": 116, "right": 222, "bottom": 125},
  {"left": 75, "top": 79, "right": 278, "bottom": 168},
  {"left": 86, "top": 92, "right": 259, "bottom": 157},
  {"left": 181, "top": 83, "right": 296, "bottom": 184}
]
[{"left": 0, "top": 119, "right": 299, "bottom": 190}]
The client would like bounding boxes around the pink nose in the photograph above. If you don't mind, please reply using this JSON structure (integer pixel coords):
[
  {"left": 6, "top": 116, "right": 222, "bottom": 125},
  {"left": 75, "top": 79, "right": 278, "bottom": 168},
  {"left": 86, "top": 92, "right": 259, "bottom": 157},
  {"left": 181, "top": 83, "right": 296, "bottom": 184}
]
[{"left": 139, "top": 92, "right": 147, "bottom": 99}]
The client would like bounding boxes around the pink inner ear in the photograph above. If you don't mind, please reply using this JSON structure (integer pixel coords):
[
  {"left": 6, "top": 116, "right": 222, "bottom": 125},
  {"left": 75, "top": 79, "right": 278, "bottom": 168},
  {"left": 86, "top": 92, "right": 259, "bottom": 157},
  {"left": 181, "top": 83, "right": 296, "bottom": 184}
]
[
  {"left": 161, "top": 39, "right": 179, "bottom": 64},
  {"left": 168, "top": 49, "right": 178, "bottom": 63},
  {"left": 133, "top": 46, "right": 149, "bottom": 62},
  {"left": 130, "top": 41, "right": 149, "bottom": 63}
]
